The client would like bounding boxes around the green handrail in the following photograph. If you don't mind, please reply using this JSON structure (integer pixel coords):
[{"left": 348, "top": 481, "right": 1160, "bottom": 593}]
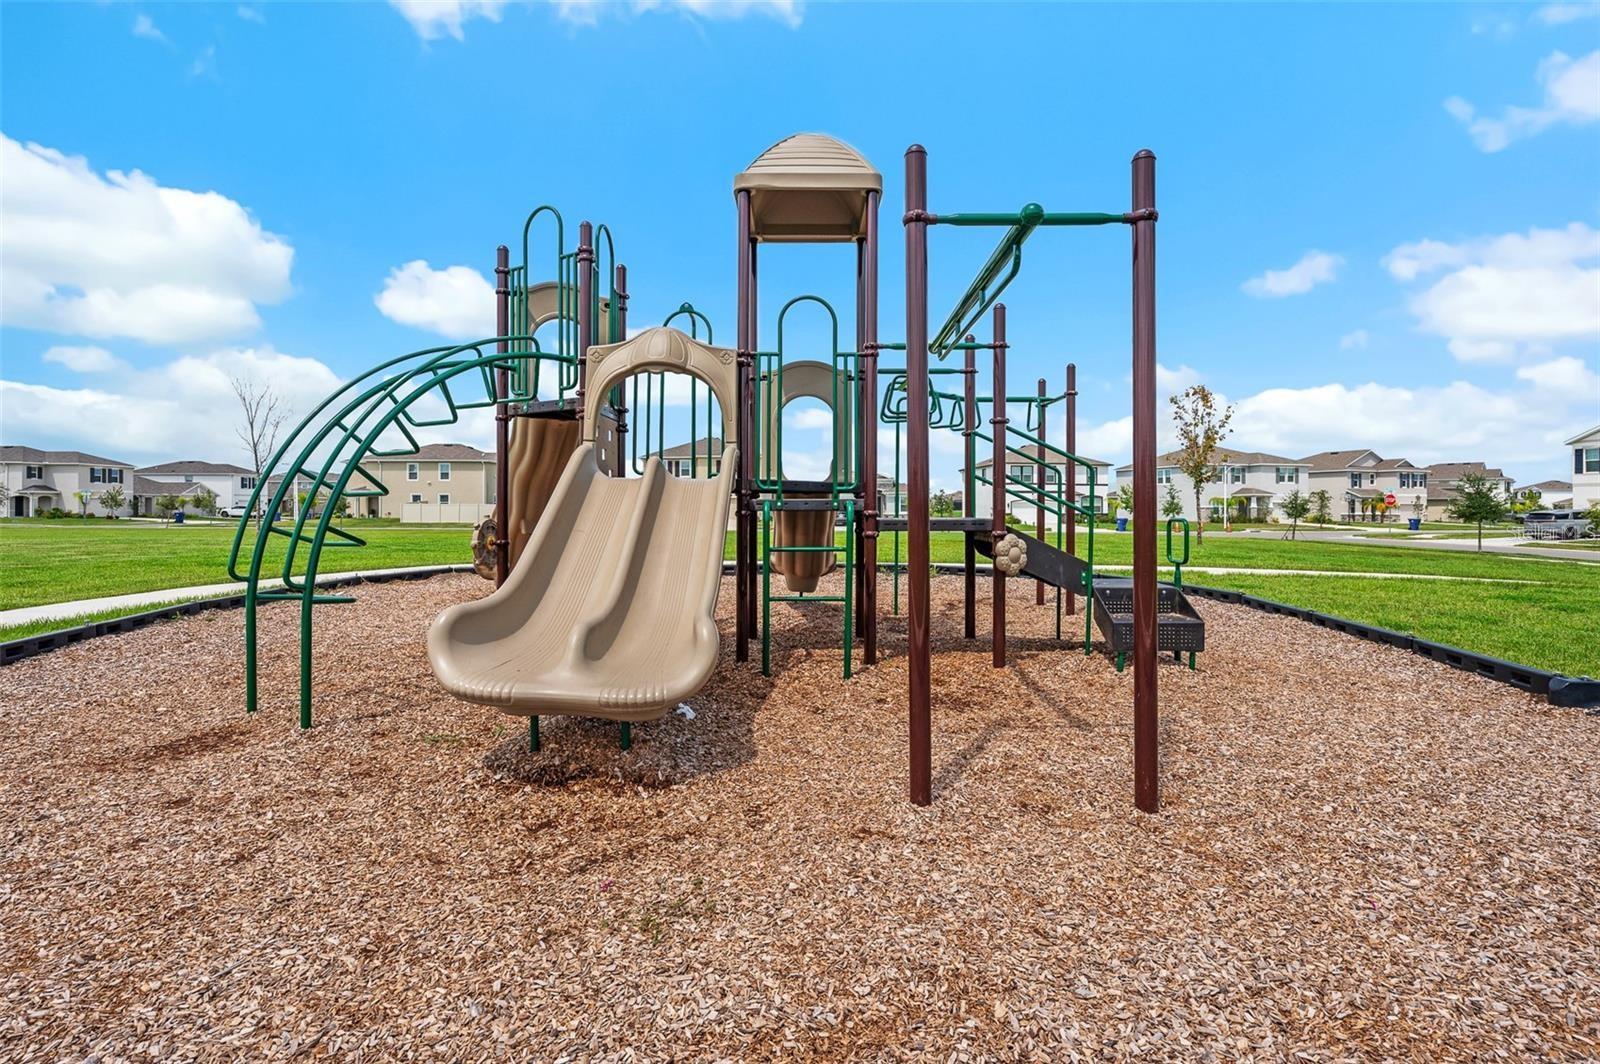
[{"left": 1166, "top": 516, "right": 1190, "bottom": 589}]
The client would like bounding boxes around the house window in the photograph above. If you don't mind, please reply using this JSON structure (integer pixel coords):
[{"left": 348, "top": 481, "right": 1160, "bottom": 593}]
[
  {"left": 1229, "top": 466, "right": 1245, "bottom": 484},
  {"left": 438, "top": 462, "right": 451, "bottom": 481},
  {"left": 1580, "top": 447, "right": 1600, "bottom": 474},
  {"left": 406, "top": 463, "right": 419, "bottom": 481},
  {"left": 1350, "top": 473, "right": 1362, "bottom": 488},
  {"left": 1368, "top": 473, "right": 1376, "bottom": 485},
  {"left": 90, "top": 467, "right": 103, "bottom": 483},
  {"left": 409, "top": 493, "right": 422, "bottom": 503},
  {"left": 24, "top": 465, "right": 42, "bottom": 479},
  {"left": 438, "top": 493, "right": 451, "bottom": 505},
  {"left": 1275, "top": 466, "right": 1298, "bottom": 484},
  {"left": 112, "top": 468, "right": 123, "bottom": 484},
  {"left": 241, "top": 476, "right": 255, "bottom": 489},
  {"left": 1156, "top": 468, "right": 1173, "bottom": 484}
]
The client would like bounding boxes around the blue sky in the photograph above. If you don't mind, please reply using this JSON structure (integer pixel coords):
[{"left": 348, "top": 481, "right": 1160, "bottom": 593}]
[{"left": 1, "top": 0, "right": 1596, "bottom": 490}]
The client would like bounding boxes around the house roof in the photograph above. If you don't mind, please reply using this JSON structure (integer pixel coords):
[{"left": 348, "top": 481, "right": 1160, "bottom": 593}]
[
  {"left": 132, "top": 476, "right": 206, "bottom": 497},
  {"left": 1371, "top": 457, "right": 1415, "bottom": 470},
  {"left": 404, "top": 444, "right": 493, "bottom": 461},
  {"left": 136, "top": 460, "right": 254, "bottom": 476},
  {"left": 1224, "top": 486, "right": 1276, "bottom": 498},
  {"left": 0, "top": 444, "right": 132, "bottom": 467},
  {"left": 1345, "top": 487, "right": 1389, "bottom": 499},
  {"left": 659, "top": 437, "right": 723, "bottom": 460},
  {"left": 1523, "top": 480, "right": 1572, "bottom": 493},
  {"left": 1428, "top": 461, "right": 1509, "bottom": 483},
  {"left": 1564, "top": 424, "right": 1600, "bottom": 446},
  {"left": 15, "top": 479, "right": 56, "bottom": 494},
  {"left": 1116, "top": 447, "right": 1303, "bottom": 473},
  {"left": 1299, "top": 449, "right": 1382, "bottom": 471},
  {"left": 975, "top": 445, "right": 1113, "bottom": 470}
]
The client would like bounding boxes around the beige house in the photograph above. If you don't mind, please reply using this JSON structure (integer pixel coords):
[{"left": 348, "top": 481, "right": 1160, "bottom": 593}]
[
  {"left": 0, "top": 445, "right": 135, "bottom": 517},
  {"left": 1514, "top": 479, "right": 1572, "bottom": 509},
  {"left": 1118, "top": 448, "right": 1306, "bottom": 522},
  {"left": 658, "top": 436, "right": 725, "bottom": 478},
  {"left": 1300, "top": 449, "right": 1428, "bottom": 522},
  {"left": 973, "top": 446, "right": 1116, "bottom": 525},
  {"left": 1424, "top": 462, "right": 1514, "bottom": 521},
  {"left": 353, "top": 443, "right": 496, "bottom": 523}
]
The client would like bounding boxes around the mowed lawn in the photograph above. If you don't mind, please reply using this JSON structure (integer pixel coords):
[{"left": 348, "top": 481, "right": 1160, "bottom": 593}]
[{"left": 2, "top": 519, "right": 1596, "bottom": 677}]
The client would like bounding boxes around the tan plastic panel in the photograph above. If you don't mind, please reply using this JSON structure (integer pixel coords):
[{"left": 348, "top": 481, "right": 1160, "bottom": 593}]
[
  {"left": 758, "top": 359, "right": 852, "bottom": 483},
  {"left": 733, "top": 133, "right": 882, "bottom": 243},
  {"left": 772, "top": 497, "right": 835, "bottom": 593},
  {"left": 759, "top": 359, "right": 850, "bottom": 594},
  {"left": 583, "top": 327, "right": 739, "bottom": 446},
  {"left": 505, "top": 417, "right": 581, "bottom": 570},
  {"left": 429, "top": 444, "right": 737, "bottom": 721},
  {"left": 526, "top": 281, "right": 613, "bottom": 342}
]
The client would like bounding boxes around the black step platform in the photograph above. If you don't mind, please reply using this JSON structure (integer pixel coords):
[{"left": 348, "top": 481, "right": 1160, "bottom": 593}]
[{"left": 1091, "top": 578, "right": 1206, "bottom": 656}]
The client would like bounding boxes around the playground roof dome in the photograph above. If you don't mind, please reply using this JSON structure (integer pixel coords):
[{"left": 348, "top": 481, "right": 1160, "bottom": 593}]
[{"left": 734, "top": 133, "right": 881, "bottom": 243}]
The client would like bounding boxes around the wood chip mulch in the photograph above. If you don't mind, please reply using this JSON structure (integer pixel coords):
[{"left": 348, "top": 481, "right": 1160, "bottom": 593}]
[{"left": 1, "top": 572, "right": 1596, "bottom": 1061}]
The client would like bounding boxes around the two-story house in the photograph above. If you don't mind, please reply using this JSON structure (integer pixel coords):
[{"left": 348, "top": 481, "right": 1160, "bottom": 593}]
[
  {"left": 360, "top": 443, "right": 497, "bottom": 523},
  {"left": 136, "top": 460, "right": 260, "bottom": 516},
  {"left": 1514, "top": 479, "right": 1573, "bottom": 509},
  {"left": 1117, "top": 448, "right": 1307, "bottom": 523},
  {"left": 1300, "top": 449, "right": 1429, "bottom": 521},
  {"left": 1424, "top": 461, "right": 1514, "bottom": 521},
  {"left": 970, "top": 446, "right": 1116, "bottom": 527},
  {"left": 658, "top": 436, "right": 725, "bottom": 479},
  {"left": 1570, "top": 425, "right": 1600, "bottom": 511},
  {"left": 0, "top": 445, "right": 135, "bottom": 517}
]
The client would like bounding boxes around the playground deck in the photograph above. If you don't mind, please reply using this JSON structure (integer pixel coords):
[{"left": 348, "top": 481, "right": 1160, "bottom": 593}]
[{"left": 2, "top": 573, "right": 1596, "bottom": 1059}]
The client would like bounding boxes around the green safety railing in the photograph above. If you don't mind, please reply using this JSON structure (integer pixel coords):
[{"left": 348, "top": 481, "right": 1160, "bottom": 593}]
[
  {"left": 761, "top": 497, "right": 855, "bottom": 679},
  {"left": 1165, "top": 516, "right": 1190, "bottom": 589},
  {"left": 234, "top": 205, "right": 608, "bottom": 728},
  {"left": 629, "top": 302, "right": 720, "bottom": 478},
  {"left": 753, "top": 295, "right": 858, "bottom": 506}
]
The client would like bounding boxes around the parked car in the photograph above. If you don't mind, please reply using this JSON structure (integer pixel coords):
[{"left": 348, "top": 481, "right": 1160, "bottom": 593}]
[{"left": 1522, "top": 509, "right": 1593, "bottom": 540}]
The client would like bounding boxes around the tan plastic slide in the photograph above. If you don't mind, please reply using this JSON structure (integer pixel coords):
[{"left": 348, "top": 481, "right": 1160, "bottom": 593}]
[{"left": 428, "top": 327, "right": 739, "bottom": 722}]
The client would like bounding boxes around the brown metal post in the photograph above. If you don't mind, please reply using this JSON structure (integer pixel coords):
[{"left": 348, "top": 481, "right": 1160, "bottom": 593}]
[
  {"left": 1065, "top": 362, "right": 1077, "bottom": 615},
  {"left": 991, "top": 304, "right": 1008, "bottom": 669},
  {"left": 862, "top": 189, "right": 880, "bottom": 665},
  {"left": 493, "top": 245, "right": 510, "bottom": 587},
  {"left": 854, "top": 237, "right": 866, "bottom": 642},
  {"left": 735, "top": 192, "right": 753, "bottom": 662},
  {"left": 744, "top": 239, "right": 760, "bottom": 644},
  {"left": 962, "top": 338, "right": 976, "bottom": 640},
  {"left": 1036, "top": 376, "right": 1047, "bottom": 605},
  {"left": 576, "top": 222, "right": 594, "bottom": 416},
  {"left": 904, "top": 145, "right": 932, "bottom": 807},
  {"left": 1131, "top": 149, "right": 1160, "bottom": 814}
]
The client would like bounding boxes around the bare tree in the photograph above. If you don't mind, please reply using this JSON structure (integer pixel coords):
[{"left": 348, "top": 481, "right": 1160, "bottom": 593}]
[
  {"left": 1169, "top": 384, "right": 1234, "bottom": 543},
  {"left": 233, "top": 376, "right": 288, "bottom": 521}
]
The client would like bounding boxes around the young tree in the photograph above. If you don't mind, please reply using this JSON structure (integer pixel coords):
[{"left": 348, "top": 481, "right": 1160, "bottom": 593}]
[
  {"left": 1280, "top": 488, "right": 1310, "bottom": 540},
  {"left": 1309, "top": 488, "right": 1332, "bottom": 526},
  {"left": 97, "top": 485, "right": 126, "bottom": 517},
  {"left": 1446, "top": 471, "right": 1508, "bottom": 551},
  {"left": 1584, "top": 501, "right": 1600, "bottom": 535},
  {"left": 233, "top": 376, "right": 288, "bottom": 522},
  {"left": 74, "top": 490, "right": 92, "bottom": 517},
  {"left": 1169, "top": 385, "right": 1234, "bottom": 543},
  {"left": 1114, "top": 483, "right": 1135, "bottom": 520},
  {"left": 154, "top": 493, "right": 184, "bottom": 525},
  {"left": 930, "top": 490, "right": 957, "bottom": 517},
  {"left": 1161, "top": 482, "right": 1184, "bottom": 519},
  {"left": 191, "top": 487, "right": 218, "bottom": 516},
  {"left": 1512, "top": 487, "right": 1542, "bottom": 515},
  {"left": 1411, "top": 493, "right": 1427, "bottom": 522}
]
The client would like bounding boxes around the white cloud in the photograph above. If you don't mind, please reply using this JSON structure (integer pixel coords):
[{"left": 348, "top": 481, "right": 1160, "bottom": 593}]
[
  {"left": 1445, "top": 49, "right": 1600, "bottom": 152},
  {"left": 1155, "top": 363, "right": 1201, "bottom": 395},
  {"left": 189, "top": 44, "right": 218, "bottom": 80},
  {"left": 1385, "top": 223, "right": 1600, "bottom": 361},
  {"left": 1241, "top": 251, "right": 1343, "bottom": 298},
  {"left": 786, "top": 406, "right": 835, "bottom": 430},
  {"left": 1535, "top": 3, "right": 1600, "bottom": 25},
  {"left": 374, "top": 260, "right": 495, "bottom": 338},
  {"left": 1339, "top": 329, "right": 1370, "bottom": 350},
  {"left": 389, "top": 0, "right": 507, "bottom": 39},
  {"left": 1, "top": 346, "right": 341, "bottom": 464},
  {"left": 237, "top": 5, "right": 265, "bottom": 22},
  {"left": 1516, "top": 355, "right": 1600, "bottom": 395},
  {"left": 132, "top": 13, "right": 168, "bottom": 43},
  {"left": 0, "top": 135, "right": 293, "bottom": 345},
  {"left": 41, "top": 345, "right": 127, "bottom": 374}
]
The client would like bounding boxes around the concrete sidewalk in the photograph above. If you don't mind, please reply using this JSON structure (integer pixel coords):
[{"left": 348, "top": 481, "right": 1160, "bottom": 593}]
[{"left": 0, "top": 565, "right": 475, "bottom": 628}]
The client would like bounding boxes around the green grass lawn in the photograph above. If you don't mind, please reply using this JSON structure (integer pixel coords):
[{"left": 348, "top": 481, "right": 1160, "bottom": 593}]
[{"left": 3, "top": 518, "right": 1596, "bottom": 677}]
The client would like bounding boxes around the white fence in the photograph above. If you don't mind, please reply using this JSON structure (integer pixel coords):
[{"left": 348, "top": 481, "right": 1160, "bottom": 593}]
[{"left": 401, "top": 502, "right": 495, "bottom": 525}]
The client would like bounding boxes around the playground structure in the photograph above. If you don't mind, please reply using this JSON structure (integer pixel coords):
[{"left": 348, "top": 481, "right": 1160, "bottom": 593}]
[{"left": 230, "top": 134, "right": 1200, "bottom": 812}]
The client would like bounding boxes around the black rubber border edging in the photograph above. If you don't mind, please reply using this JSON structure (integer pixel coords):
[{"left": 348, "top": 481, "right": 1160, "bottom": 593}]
[
  {"left": 0, "top": 565, "right": 475, "bottom": 668},
  {"left": 1182, "top": 582, "right": 1600, "bottom": 709}
]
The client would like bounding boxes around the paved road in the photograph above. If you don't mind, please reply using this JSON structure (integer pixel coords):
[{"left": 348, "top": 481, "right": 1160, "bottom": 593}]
[{"left": 1201, "top": 528, "right": 1600, "bottom": 564}]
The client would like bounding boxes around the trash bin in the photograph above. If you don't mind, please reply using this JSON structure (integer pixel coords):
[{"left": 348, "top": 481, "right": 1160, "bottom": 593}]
[
  {"left": 1407, "top": 518, "right": 1420, "bottom": 530},
  {"left": 174, "top": 511, "right": 185, "bottom": 525},
  {"left": 1115, "top": 516, "right": 1129, "bottom": 532}
]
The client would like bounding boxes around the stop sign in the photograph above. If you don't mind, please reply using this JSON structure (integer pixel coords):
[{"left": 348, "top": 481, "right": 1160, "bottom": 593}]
[{"left": 1384, "top": 492, "right": 1397, "bottom": 506}]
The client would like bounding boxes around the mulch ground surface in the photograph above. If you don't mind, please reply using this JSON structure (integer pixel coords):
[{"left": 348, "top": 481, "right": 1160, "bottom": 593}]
[{"left": 1, "top": 572, "right": 1596, "bottom": 1061}]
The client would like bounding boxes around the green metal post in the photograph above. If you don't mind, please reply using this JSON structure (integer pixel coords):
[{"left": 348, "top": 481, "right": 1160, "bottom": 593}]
[
  {"left": 620, "top": 722, "right": 632, "bottom": 751},
  {"left": 761, "top": 501, "right": 772, "bottom": 676},
  {"left": 530, "top": 716, "right": 540, "bottom": 752},
  {"left": 843, "top": 499, "right": 855, "bottom": 679}
]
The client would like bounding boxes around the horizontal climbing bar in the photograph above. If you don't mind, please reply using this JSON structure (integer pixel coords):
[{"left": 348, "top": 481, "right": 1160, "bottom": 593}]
[{"left": 933, "top": 210, "right": 1129, "bottom": 227}]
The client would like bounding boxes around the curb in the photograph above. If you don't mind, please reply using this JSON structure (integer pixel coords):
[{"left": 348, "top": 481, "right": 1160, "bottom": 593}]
[{"left": 0, "top": 566, "right": 475, "bottom": 668}]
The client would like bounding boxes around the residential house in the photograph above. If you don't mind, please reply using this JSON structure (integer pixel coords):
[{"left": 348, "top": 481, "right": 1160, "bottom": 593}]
[
  {"left": 1118, "top": 448, "right": 1307, "bottom": 523},
  {"left": 1300, "top": 449, "right": 1429, "bottom": 522},
  {"left": 0, "top": 445, "right": 135, "bottom": 517},
  {"left": 131, "top": 476, "right": 211, "bottom": 517},
  {"left": 658, "top": 437, "right": 725, "bottom": 478},
  {"left": 876, "top": 476, "right": 909, "bottom": 517},
  {"left": 1513, "top": 479, "right": 1573, "bottom": 509},
  {"left": 136, "top": 460, "right": 259, "bottom": 516},
  {"left": 361, "top": 443, "right": 497, "bottom": 523},
  {"left": 1570, "top": 425, "right": 1600, "bottom": 510},
  {"left": 971, "top": 446, "right": 1116, "bottom": 526},
  {"left": 1424, "top": 461, "right": 1514, "bottom": 522}
]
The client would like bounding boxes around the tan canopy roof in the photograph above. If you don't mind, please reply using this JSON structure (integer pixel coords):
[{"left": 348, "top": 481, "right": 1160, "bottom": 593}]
[{"left": 734, "top": 133, "right": 881, "bottom": 243}]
